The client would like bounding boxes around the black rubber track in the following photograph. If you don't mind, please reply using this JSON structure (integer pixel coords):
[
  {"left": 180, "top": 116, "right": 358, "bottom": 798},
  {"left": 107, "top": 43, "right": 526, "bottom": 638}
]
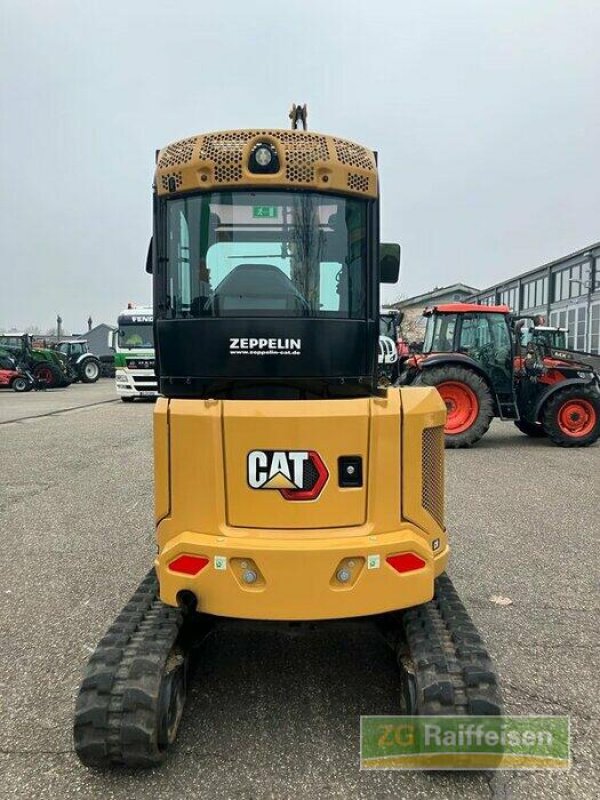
[
  {"left": 399, "top": 573, "right": 502, "bottom": 715},
  {"left": 75, "top": 571, "right": 501, "bottom": 767},
  {"left": 74, "top": 570, "right": 186, "bottom": 768}
]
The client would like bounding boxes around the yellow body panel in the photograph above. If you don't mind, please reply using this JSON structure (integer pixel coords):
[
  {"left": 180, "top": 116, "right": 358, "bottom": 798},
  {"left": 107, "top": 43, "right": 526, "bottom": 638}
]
[
  {"left": 153, "top": 403, "right": 170, "bottom": 523},
  {"left": 154, "top": 388, "right": 448, "bottom": 621},
  {"left": 154, "top": 129, "right": 378, "bottom": 199},
  {"left": 157, "top": 530, "right": 448, "bottom": 621},
  {"left": 222, "top": 399, "right": 369, "bottom": 528}
]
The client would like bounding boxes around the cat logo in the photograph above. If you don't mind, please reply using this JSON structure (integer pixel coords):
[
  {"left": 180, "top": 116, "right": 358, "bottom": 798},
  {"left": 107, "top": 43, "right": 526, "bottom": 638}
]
[{"left": 247, "top": 450, "right": 328, "bottom": 501}]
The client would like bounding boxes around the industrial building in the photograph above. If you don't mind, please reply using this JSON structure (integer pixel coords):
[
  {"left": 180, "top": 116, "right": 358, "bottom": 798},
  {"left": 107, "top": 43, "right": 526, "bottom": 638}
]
[{"left": 468, "top": 241, "right": 600, "bottom": 354}]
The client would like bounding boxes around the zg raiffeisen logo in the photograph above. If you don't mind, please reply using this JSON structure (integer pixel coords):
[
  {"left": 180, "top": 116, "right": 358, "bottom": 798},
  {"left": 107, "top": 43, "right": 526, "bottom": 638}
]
[{"left": 247, "top": 450, "right": 328, "bottom": 501}]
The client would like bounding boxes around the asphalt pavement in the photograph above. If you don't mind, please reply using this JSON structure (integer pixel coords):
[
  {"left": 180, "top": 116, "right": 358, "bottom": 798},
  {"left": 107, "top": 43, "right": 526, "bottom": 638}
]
[
  {"left": 0, "top": 382, "right": 598, "bottom": 799},
  {"left": 0, "top": 378, "right": 118, "bottom": 424}
]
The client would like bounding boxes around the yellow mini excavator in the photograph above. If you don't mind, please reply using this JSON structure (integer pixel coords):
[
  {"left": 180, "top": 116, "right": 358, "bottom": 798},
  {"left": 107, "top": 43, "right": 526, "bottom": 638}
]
[{"left": 74, "top": 114, "right": 501, "bottom": 767}]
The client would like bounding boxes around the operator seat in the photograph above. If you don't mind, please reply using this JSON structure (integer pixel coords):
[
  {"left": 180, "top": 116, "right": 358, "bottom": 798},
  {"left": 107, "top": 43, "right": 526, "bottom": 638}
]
[{"left": 209, "top": 264, "right": 310, "bottom": 316}]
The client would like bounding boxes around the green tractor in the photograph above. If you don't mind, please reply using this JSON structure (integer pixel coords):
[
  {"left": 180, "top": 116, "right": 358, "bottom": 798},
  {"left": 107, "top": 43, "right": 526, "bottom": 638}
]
[{"left": 0, "top": 334, "right": 73, "bottom": 388}]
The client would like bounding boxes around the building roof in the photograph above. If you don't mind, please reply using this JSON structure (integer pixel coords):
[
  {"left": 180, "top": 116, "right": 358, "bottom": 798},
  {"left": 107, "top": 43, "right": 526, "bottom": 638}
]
[
  {"left": 388, "top": 283, "right": 480, "bottom": 309},
  {"left": 470, "top": 240, "right": 600, "bottom": 298}
]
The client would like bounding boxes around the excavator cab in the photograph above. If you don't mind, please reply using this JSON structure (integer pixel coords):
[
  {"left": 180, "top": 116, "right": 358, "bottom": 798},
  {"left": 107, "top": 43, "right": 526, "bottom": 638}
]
[
  {"left": 154, "top": 188, "right": 389, "bottom": 399},
  {"left": 74, "top": 124, "right": 501, "bottom": 768}
]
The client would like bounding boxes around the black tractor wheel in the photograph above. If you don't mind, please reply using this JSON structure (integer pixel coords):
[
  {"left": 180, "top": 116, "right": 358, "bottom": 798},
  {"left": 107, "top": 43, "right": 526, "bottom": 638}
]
[
  {"left": 12, "top": 376, "right": 32, "bottom": 392},
  {"left": 541, "top": 386, "right": 600, "bottom": 447},
  {"left": 80, "top": 358, "right": 100, "bottom": 383},
  {"left": 417, "top": 365, "right": 494, "bottom": 448},
  {"left": 514, "top": 419, "right": 546, "bottom": 438},
  {"left": 32, "top": 362, "right": 62, "bottom": 388}
]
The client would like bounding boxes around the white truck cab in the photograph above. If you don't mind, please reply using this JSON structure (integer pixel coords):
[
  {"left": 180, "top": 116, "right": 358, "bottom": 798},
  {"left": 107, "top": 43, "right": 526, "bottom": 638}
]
[{"left": 112, "top": 306, "right": 158, "bottom": 401}]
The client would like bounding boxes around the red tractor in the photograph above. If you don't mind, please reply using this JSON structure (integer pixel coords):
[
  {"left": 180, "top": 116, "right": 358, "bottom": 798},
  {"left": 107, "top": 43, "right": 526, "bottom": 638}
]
[
  {"left": 400, "top": 303, "right": 600, "bottom": 448},
  {"left": 0, "top": 352, "right": 32, "bottom": 392}
]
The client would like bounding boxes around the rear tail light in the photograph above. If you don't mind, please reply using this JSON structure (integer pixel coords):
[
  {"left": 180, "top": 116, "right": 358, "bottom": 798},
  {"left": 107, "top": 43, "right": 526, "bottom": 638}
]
[
  {"left": 386, "top": 553, "right": 426, "bottom": 573},
  {"left": 168, "top": 555, "right": 209, "bottom": 575}
]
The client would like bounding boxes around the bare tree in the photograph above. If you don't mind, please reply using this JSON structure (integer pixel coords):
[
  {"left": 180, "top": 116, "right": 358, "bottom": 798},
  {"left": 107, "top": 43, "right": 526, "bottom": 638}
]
[
  {"left": 400, "top": 309, "right": 428, "bottom": 344},
  {"left": 382, "top": 296, "right": 427, "bottom": 345}
]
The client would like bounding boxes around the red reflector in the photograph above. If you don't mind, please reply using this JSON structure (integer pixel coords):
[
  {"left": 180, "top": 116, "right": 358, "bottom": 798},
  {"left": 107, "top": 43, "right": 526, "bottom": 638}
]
[
  {"left": 386, "top": 553, "right": 426, "bottom": 573},
  {"left": 168, "top": 555, "right": 209, "bottom": 576}
]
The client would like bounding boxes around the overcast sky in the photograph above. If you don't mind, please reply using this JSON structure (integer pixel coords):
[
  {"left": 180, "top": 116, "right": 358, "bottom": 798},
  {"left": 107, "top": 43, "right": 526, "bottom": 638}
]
[{"left": 1, "top": 0, "right": 599, "bottom": 332}]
